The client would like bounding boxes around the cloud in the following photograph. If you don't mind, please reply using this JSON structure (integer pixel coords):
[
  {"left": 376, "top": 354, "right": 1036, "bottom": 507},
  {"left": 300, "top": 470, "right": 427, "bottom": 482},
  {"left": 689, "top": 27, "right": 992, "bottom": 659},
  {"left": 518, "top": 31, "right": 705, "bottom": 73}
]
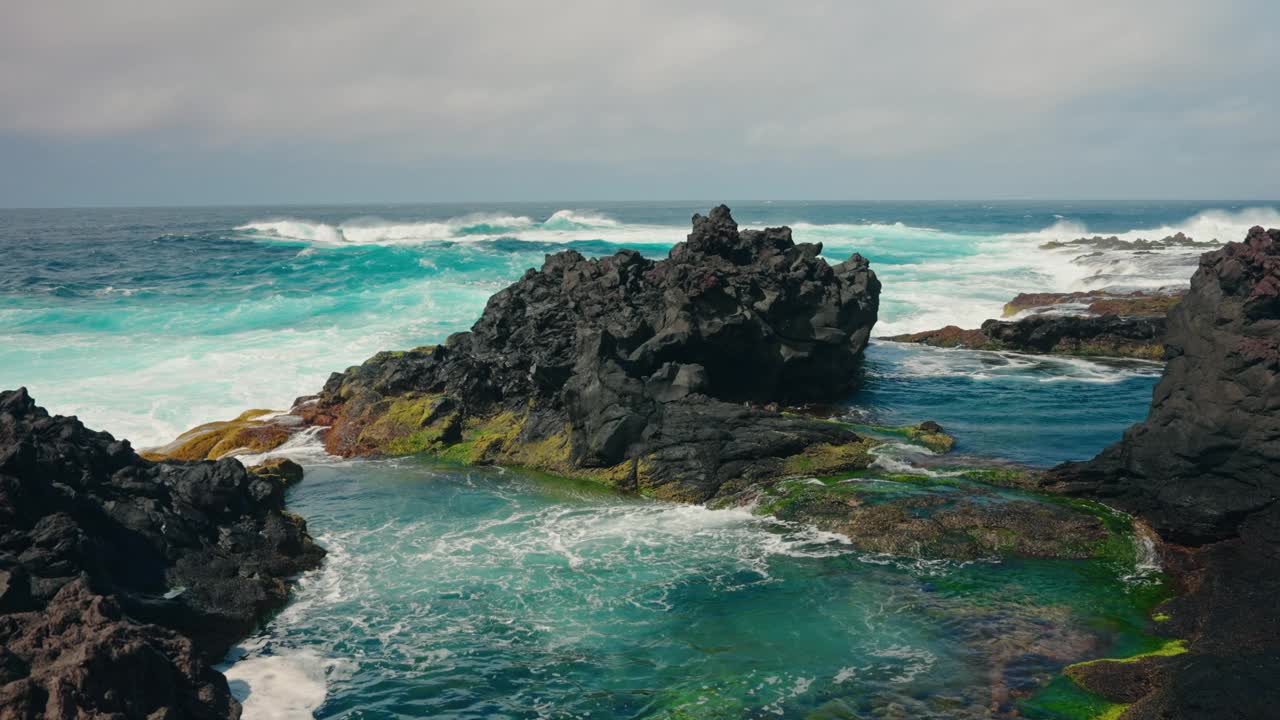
[{"left": 1, "top": 1, "right": 1276, "bottom": 203}]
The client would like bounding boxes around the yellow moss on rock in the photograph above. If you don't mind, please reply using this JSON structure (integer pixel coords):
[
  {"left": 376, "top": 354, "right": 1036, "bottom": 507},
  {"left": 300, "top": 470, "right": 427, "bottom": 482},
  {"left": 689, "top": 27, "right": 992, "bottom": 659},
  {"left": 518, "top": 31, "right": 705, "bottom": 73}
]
[
  {"left": 431, "top": 413, "right": 650, "bottom": 490},
  {"left": 781, "top": 439, "right": 879, "bottom": 477},
  {"left": 143, "top": 409, "right": 290, "bottom": 461},
  {"left": 357, "top": 394, "right": 460, "bottom": 455},
  {"left": 1067, "top": 639, "right": 1187, "bottom": 673}
]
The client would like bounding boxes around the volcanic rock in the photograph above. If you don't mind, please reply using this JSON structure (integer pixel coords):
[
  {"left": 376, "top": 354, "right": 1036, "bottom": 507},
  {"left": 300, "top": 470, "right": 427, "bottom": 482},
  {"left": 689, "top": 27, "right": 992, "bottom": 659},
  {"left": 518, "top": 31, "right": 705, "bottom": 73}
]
[
  {"left": 303, "top": 205, "right": 883, "bottom": 501},
  {"left": 0, "top": 387, "right": 324, "bottom": 718},
  {"left": 885, "top": 315, "right": 1166, "bottom": 359},
  {"left": 1050, "top": 226, "right": 1280, "bottom": 542},
  {"left": 1047, "top": 226, "right": 1280, "bottom": 719},
  {"left": 1001, "top": 289, "right": 1186, "bottom": 318}
]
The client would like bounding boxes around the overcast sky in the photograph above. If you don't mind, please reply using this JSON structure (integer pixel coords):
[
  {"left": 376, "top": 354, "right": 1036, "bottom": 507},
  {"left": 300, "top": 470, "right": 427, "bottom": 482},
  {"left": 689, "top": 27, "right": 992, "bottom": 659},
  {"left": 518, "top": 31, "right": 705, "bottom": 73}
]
[{"left": 2, "top": 1, "right": 1276, "bottom": 206}]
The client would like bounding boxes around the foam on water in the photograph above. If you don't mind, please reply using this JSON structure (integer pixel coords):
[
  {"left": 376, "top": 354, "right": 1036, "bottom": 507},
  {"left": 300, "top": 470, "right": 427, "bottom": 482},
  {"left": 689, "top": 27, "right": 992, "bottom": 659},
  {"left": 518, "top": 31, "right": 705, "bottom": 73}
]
[
  {"left": 221, "top": 650, "right": 333, "bottom": 720},
  {"left": 237, "top": 210, "right": 681, "bottom": 248}
]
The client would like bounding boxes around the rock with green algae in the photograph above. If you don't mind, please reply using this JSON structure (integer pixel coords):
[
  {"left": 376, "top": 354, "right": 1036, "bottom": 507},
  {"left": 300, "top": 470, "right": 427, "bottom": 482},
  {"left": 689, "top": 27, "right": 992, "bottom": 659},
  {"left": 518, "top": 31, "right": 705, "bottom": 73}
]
[
  {"left": 285, "top": 205, "right": 882, "bottom": 502},
  {"left": 1043, "top": 228, "right": 1280, "bottom": 720},
  {"left": 840, "top": 419, "right": 957, "bottom": 453},
  {"left": 141, "top": 408, "right": 295, "bottom": 461},
  {"left": 744, "top": 471, "right": 1118, "bottom": 561},
  {"left": 248, "top": 457, "right": 305, "bottom": 487}
]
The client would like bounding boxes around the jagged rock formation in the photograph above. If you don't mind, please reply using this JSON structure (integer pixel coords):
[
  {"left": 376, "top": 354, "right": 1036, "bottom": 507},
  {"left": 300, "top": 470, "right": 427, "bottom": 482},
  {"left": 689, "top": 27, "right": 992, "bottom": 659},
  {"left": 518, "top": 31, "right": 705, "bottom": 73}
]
[
  {"left": 1047, "top": 227, "right": 1280, "bottom": 719},
  {"left": 0, "top": 388, "right": 323, "bottom": 718},
  {"left": 297, "top": 206, "right": 883, "bottom": 501}
]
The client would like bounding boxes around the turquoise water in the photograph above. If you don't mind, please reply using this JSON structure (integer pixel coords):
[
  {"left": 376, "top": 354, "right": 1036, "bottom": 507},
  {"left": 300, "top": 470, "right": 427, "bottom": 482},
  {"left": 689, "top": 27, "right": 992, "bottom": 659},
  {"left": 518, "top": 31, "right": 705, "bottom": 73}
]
[
  {"left": 223, "top": 459, "right": 1162, "bottom": 720},
  {"left": 2, "top": 201, "right": 1275, "bottom": 717}
]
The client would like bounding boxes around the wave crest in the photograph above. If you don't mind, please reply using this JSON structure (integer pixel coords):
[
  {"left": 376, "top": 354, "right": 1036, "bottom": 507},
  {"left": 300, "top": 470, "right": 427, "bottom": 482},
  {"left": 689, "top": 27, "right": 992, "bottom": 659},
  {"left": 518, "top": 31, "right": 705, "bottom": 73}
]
[{"left": 235, "top": 209, "right": 661, "bottom": 247}]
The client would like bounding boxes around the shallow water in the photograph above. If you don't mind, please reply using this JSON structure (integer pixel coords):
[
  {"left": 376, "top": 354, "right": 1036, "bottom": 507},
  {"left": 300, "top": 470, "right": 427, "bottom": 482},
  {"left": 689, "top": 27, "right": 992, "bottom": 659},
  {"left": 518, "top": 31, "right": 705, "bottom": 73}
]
[
  {"left": 2, "top": 201, "right": 1267, "bottom": 718},
  {"left": 222, "top": 459, "right": 1164, "bottom": 719}
]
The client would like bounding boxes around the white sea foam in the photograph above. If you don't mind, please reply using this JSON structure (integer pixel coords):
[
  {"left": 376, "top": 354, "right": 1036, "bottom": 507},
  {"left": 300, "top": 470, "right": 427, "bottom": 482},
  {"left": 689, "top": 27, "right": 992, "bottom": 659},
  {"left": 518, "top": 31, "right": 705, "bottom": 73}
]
[
  {"left": 869, "top": 206, "right": 1279, "bottom": 334},
  {"left": 232, "top": 425, "right": 334, "bottom": 467},
  {"left": 222, "top": 649, "right": 346, "bottom": 720},
  {"left": 236, "top": 209, "right": 678, "bottom": 247},
  {"left": 871, "top": 343, "right": 1162, "bottom": 385}
]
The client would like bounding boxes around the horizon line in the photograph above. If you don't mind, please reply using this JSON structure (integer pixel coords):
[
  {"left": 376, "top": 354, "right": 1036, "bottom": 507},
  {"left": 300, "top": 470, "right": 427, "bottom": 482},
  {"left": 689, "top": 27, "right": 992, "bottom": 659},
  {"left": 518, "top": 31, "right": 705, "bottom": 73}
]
[{"left": 4, "top": 198, "right": 1280, "bottom": 212}]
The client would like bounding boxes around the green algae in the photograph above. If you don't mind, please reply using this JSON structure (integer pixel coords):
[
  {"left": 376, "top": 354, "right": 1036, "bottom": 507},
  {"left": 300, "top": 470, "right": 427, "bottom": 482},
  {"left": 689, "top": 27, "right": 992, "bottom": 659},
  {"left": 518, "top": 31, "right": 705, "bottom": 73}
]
[
  {"left": 954, "top": 466, "right": 1043, "bottom": 489},
  {"left": 1021, "top": 675, "right": 1130, "bottom": 720},
  {"left": 780, "top": 439, "right": 880, "bottom": 477},
  {"left": 799, "top": 415, "right": 957, "bottom": 454}
]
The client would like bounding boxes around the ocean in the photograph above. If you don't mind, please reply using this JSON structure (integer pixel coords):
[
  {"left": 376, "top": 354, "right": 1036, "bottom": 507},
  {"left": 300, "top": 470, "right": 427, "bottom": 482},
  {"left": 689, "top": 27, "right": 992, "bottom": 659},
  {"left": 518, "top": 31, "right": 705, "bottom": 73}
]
[{"left": 2, "top": 200, "right": 1275, "bottom": 718}]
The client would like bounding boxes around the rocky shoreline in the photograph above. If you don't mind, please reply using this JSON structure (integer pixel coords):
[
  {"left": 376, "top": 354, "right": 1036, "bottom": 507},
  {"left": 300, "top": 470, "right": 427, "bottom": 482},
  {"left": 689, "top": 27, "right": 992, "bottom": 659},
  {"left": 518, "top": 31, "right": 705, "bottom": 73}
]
[
  {"left": 148, "top": 209, "right": 1130, "bottom": 564},
  {"left": 885, "top": 288, "right": 1180, "bottom": 360},
  {"left": 6, "top": 210, "right": 1275, "bottom": 719},
  {"left": 1042, "top": 226, "right": 1280, "bottom": 719},
  {"left": 0, "top": 389, "right": 323, "bottom": 717}
]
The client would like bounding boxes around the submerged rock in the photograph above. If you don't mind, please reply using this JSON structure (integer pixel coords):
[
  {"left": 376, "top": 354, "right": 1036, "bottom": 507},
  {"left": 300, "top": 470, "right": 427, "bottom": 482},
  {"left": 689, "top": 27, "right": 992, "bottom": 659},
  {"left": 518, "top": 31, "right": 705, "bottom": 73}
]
[
  {"left": 751, "top": 474, "right": 1110, "bottom": 561},
  {"left": 0, "top": 387, "right": 324, "bottom": 718},
  {"left": 301, "top": 206, "right": 883, "bottom": 501},
  {"left": 1047, "top": 226, "right": 1280, "bottom": 719}
]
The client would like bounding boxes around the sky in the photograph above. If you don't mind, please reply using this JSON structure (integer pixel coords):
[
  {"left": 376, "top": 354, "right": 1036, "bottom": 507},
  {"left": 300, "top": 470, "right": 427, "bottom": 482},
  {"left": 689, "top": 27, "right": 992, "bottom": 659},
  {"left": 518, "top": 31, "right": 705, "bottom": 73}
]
[{"left": 1, "top": 1, "right": 1276, "bottom": 207}]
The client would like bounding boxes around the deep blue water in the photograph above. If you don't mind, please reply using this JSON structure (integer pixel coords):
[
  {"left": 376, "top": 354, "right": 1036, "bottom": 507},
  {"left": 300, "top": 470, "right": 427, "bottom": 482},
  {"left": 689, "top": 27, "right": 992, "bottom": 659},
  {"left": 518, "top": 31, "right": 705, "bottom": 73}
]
[{"left": 2, "top": 200, "right": 1275, "bottom": 718}]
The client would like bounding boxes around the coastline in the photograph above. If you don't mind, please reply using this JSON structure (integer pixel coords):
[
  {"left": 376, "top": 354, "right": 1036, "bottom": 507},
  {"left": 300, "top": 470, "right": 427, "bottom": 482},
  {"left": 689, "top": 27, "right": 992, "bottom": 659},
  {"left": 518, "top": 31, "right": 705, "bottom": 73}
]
[{"left": 3, "top": 208, "right": 1274, "bottom": 718}]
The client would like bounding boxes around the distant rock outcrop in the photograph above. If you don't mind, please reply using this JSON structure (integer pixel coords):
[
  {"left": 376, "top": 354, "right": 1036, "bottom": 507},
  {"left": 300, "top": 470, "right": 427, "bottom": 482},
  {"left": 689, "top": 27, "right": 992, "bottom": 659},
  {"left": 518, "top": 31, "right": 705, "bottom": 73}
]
[
  {"left": 1047, "top": 226, "right": 1280, "bottom": 719},
  {"left": 1001, "top": 289, "right": 1186, "bottom": 318},
  {"left": 1039, "top": 232, "right": 1219, "bottom": 252},
  {"left": 886, "top": 314, "right": 1167, "bottom": 359},
  {"left": 299, "top": 205, "right": 883, "bottom": 501},
  {"left": 0, "top": 388, "right": 324, "bottom": 718}
]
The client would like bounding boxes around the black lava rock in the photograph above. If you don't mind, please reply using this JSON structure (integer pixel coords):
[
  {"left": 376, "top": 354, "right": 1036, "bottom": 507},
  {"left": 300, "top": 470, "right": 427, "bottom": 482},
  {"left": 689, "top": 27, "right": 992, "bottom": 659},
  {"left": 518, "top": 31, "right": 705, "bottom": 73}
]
[
  {"left": 0, "top": 387, "right": 325, "bottom": 718},
  {"left": 1048, "top": 227, "right": 1280, "bottom": 719},
  {"left": 309, "top": 206, "right": 881, "bottom": 501},
  {"left": 1051, "top": 226, "right": 1280, "bottom": 544}
]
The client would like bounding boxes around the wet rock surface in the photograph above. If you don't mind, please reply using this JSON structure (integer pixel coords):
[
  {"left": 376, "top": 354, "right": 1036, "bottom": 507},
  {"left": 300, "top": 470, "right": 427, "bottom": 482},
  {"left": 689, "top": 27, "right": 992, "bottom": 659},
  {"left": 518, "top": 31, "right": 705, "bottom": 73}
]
[
  {"left": 885, "top": 315, "right": 1166, "bottom": 359},
  {"left": 302, "top": 206, "right": 883, "bottom": 501},
  {"left": 978, "top": 314, "right": 1166, "bottom": 359},
  {"left": 749, "top": 474, "right": 1110, "bottom": 561},
  {"left": 0, "top": 388, "right": 324, "bottom": 718},
  {"left": 1048, "top": 227, "right": 1280, "bottom": 719},
  {"left": 1002, "top": 289, "right": 1186, "bottom": 318},
  {"left": 886, "top": 288, "right": 1173, "bottom": 359}
]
